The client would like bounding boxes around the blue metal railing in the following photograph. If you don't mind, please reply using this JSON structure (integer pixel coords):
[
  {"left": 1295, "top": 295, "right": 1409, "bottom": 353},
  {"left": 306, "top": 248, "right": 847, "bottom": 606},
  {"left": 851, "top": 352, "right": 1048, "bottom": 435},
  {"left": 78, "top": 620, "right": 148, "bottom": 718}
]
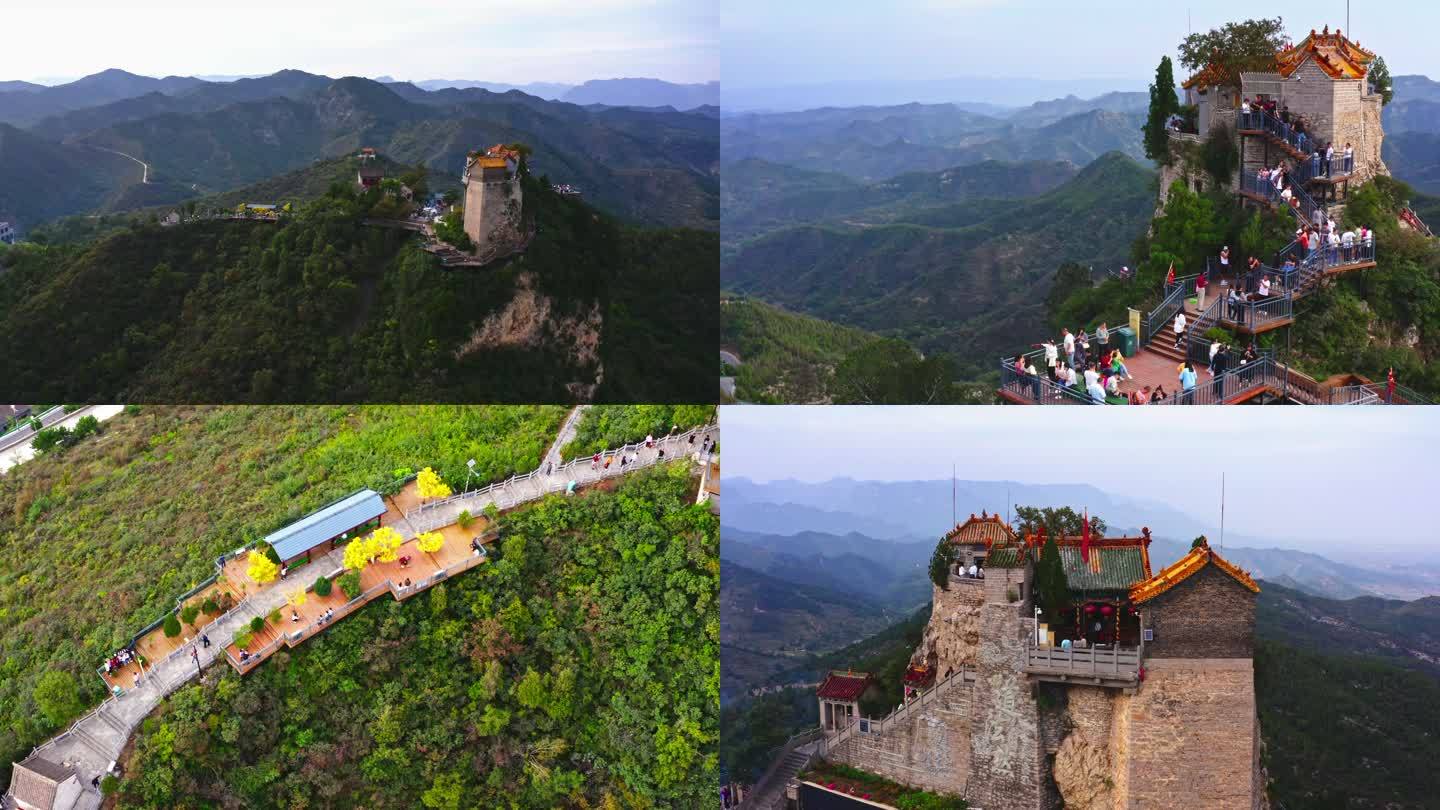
[
  {"left": 1143, "top": 274, "right": 1197, "bottom": 346},
  {"left": 1328, "top": 381, "right": 1433, "bottom": 405},
  {"left": 1161, "top": 357, "right": 1281, "bottom": 405},
  {"left": 1237, "top": 109, "right": 1314, "bottom": 156},
  {"left": 998, "top": 358, "right": 1099, "bottom": 405},
  {"left": 1294, "top": 153, "right": 1355, "bottom": 184}
]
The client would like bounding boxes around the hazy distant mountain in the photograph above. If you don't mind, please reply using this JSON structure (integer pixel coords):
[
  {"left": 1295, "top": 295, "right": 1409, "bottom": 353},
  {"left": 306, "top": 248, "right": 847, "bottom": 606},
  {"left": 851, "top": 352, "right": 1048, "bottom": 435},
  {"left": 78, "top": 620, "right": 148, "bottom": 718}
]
[
  {"left": 563, "top": 78, "right": 719, "bottom": 109},
  {"left": 724, "top": 476, "right": 1440, "bottom": 601},
  {"left": 0, "top": 68, "right": 205, "bottom": 126},
  {"left": 414, "top": 79, "right": 575, "bottom": 99},
  {"left": 722, "top": 152, "right": 1155, "bottom": 375},
  {"left": 1004, "top": 91, "right": 1153, "bottom": 128},
  {"left": 722, "top": 157, "right": 1079, "bottom": 244},
  {"left": 723, "top": 77, "right": 1147, "bottom": 112},
  {"left": 720, "top": 102, "right": 1144, "bottom": 181},
  {"left": 1384, "top": 131, "right": 1440, "bottom": 195},
  {"left": 3, "top": 74, "right": 719, "bottom": 230},
  {"left": 1391, "top": 74, "right": 1440, "bottom": 103},
  {"left": 0, "top": 122, "right": 147, "bottom": 231},
  {"left": 1382, "top": 98, "right": 1440, "bottom": 134},
  {"left": 0, "top": 80, "right": 45, "bottom": 94}
]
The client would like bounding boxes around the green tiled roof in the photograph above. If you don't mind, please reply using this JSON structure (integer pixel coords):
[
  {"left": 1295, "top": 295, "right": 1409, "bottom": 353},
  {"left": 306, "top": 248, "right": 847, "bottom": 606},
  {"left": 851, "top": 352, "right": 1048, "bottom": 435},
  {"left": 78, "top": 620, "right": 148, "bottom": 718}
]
[
  {"left": 987, "top": 547, "right": 1025, "bottom": 568},
  {"left": 1059, "top": 546, "right": 1149, "bottom": 592}
]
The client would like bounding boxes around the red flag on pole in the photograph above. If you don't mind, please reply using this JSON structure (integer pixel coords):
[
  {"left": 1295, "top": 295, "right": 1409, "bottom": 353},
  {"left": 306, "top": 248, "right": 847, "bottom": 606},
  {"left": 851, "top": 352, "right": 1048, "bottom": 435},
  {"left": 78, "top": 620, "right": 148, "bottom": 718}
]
[
  {"left": 1081, "top": 509, "right": 1091, "bottom": 564},
  {"left": 1166, "top": 262, "right": 1176, "bottom": 286}
]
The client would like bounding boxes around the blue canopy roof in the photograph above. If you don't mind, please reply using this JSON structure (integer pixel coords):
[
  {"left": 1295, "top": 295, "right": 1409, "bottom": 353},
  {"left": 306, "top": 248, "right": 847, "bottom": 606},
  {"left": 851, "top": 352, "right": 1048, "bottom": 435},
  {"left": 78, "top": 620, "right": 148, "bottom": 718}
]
[{"left": 264, "top": 489, "right": 387, "bottom": 561}]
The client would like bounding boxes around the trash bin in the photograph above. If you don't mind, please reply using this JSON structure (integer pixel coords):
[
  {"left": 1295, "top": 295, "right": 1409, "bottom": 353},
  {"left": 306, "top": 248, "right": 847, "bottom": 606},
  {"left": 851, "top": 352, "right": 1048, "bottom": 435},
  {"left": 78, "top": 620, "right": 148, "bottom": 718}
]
[{"left": 1111, "top": 326, "right": 1137, "bottom": 356}]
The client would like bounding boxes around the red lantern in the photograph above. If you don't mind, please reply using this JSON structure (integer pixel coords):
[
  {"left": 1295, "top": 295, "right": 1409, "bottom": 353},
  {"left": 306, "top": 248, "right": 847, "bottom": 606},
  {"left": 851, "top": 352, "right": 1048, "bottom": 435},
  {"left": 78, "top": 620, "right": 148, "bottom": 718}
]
[
  {"left": 1084, "top": 603, "right": 1097, "bottom": 614},
  {"left": 1101, "top": 604, "right": 1114, "bottom": 616}
]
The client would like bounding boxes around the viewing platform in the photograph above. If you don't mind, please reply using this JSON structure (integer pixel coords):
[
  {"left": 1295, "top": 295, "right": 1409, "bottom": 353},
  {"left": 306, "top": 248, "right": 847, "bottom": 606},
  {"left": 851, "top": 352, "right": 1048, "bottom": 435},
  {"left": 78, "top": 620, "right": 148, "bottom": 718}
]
[{"left": 1024, "top": 642, "right": 1141, "bottom": 690}]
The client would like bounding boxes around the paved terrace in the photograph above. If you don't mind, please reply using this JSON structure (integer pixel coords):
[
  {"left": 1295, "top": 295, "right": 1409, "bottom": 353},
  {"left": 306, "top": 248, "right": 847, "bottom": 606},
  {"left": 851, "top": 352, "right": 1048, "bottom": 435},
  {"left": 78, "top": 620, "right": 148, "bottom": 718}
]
[{"left": 9, "top": 412, "right": 717, "bottom": 810}]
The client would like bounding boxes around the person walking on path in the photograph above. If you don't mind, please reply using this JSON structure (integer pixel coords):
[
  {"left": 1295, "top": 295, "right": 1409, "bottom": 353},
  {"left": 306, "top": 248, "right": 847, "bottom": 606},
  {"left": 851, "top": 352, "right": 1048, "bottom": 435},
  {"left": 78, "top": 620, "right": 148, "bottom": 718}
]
[{"left": 1179, "top": 362, "right": 1198, "bottom": 403}]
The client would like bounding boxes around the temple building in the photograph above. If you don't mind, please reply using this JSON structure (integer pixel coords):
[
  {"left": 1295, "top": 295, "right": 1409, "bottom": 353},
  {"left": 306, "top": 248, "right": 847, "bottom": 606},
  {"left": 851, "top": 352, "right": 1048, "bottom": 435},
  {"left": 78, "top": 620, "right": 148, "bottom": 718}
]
[
  {"left": 6, "top": 757, "right": 81, "bottom": 810},
  {"left": 461, "top": 144, "right": 527, "bottom": 260},
  {"left": 1173, "top": 25, "right": 1386, "bottom": 209},
  {"left": 783, "top": 512, "right": 1265, "bottom": 810}
]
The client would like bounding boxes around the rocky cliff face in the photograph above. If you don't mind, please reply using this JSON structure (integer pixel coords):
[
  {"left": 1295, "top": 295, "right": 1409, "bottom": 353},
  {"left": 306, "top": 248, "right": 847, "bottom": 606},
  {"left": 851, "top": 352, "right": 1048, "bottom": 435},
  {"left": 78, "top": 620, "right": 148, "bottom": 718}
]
[{"left": 909, "top": 579, "right": 985, "bottom": 677}]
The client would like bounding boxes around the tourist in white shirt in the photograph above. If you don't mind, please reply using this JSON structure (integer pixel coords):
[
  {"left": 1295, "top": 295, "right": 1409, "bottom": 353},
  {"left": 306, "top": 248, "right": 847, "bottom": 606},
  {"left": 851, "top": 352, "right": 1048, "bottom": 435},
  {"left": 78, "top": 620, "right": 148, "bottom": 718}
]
[
  {"left": 1257, "top": 276, "right": 1271, "bottom": 297},
  {"left": 1172, "top": 311, "right": 1187, "bottom": 349},
  {"left": 1062, "top": 328, "right": 1076, "bottom": 367},
  {"left": 1083, "top": 364, "right": 1100, "bottom": 390}
]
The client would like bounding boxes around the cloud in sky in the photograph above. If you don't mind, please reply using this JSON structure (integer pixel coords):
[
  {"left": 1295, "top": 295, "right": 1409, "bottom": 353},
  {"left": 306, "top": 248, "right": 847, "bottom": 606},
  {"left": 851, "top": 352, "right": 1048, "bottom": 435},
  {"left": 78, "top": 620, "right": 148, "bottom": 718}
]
[
  {"left": 720, "top": 406, "right": 1440, "bottom": 552},
  {"left": 4, "top": 0, "right": 717, "bottom": 84}
]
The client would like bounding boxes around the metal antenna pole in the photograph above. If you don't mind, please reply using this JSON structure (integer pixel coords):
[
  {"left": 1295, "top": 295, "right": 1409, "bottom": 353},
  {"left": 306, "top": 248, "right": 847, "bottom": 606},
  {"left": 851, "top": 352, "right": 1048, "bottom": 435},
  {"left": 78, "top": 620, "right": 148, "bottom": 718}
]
[
  {"left": 952, "top": 464, "right": 956, "bottom": 527},
  {"left": 1220, "top": 472, "right": 1226, "bottom": 551}
]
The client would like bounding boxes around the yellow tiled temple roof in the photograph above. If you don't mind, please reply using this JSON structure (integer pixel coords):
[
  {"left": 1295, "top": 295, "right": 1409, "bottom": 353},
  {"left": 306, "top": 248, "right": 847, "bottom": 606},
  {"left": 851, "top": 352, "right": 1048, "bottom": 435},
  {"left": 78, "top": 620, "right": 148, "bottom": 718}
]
[
  {"left": 1276, "top": 27, "right": 1375, "bottom": 80},
  {"left": 943, "top": 512, "right": 1016, "bottom": 547},
  {"left": 1129, "top": 537, "right": 1260, "bottom": 604}
]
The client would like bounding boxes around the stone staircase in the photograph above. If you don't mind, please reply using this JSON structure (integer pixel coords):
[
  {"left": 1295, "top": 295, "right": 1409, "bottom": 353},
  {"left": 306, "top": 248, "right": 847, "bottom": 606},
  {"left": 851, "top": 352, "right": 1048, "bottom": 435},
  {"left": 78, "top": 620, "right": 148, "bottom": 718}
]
[{"left": 744, "top": 745, "right": 819, "bottom": 810}]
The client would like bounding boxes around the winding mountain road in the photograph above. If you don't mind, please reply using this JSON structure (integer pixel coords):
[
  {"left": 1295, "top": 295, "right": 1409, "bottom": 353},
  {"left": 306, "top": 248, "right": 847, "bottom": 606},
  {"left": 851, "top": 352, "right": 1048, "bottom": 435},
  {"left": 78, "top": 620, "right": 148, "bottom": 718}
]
[{"left": 89, "top": 145, "right": 150, "bottom": 184}]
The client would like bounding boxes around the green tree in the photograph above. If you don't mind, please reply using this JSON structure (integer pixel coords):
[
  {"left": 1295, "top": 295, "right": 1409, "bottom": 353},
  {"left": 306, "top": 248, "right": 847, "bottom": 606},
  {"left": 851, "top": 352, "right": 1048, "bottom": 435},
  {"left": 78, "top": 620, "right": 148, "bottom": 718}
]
[
  {"left": 1177, "top": 17, "right": 1288, "bottom": 85},
  {"left": 1046, "top": 262, "right": 1094, "bottom": 327},
  {"left": 180, "top": 604, "right": 200, "bottom": 626},
  {"left": 1143, "top": 56, "right": 1180, "bottom": 163},
  {"left": 34, "top": 670, "right": 83, "bottom": 727},
  {"left": 1369, "top": 56, "right": 1393, "bottom": 106},
  {"left": 1033, "top": 533, "right": 1068, "bottom": 618},
  {"left": 421, "top": 771, "right": 465, "bottom": 810},
  {"left": 163, "top": 614, "right": 182, "bottom": 637},
  {"left": 313, "top": 575, "right": 332, "bottom": 597},
  {"left": 338, "top": 570, "right": 362, "bottom": 600},
  {"left": 1013, "top": 505, "right": 1107, "bottom": 539},
  {"left": 515, "top": 667, "right": 547, "bottom": 710},
  {"left": 833, "top": 339, "right": 958, "bottom": 404},
  {"left": 929, "top": 538, "right": 959, "bottom": 591}
]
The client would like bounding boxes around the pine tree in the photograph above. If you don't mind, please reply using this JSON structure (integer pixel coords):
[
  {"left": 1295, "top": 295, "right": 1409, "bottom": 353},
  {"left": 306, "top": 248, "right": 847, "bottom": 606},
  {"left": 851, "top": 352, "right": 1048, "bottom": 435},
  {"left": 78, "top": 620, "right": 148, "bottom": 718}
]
[
  {"left": 1034, "top": 533, "right": 1068, "bottom": 618},
  {"left": 1143, "top": 56, "right": 1180, "bottom": 163}
]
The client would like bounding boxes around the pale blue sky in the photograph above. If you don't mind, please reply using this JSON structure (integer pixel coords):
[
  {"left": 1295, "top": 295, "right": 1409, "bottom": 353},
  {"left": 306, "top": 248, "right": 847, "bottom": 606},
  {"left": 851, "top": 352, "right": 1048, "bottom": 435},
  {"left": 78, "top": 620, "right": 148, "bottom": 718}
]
[
  {"left": 723, "top": 0, "right": 1431, "bottom": 91},
  {"left": 721, "top": 406, "right": 1440, "bottom": 552},
  {"left": 4, "top": 0, "right": 717, "bottom": 85}
]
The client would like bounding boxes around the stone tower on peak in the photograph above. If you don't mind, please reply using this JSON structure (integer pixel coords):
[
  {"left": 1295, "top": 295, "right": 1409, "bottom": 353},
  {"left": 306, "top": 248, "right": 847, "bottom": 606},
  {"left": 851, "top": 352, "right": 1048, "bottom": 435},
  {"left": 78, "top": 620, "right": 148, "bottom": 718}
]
[{"left": 462, "top": 144, "right": 527, "bottom": 260}]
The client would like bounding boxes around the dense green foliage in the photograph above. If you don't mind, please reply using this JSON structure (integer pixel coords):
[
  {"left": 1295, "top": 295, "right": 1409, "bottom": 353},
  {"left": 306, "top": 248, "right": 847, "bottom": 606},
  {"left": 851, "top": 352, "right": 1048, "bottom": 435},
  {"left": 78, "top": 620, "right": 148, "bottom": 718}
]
[
  {"left": 1176, "top": 18, "right": 1288, "bottom": 86},
  {"left": 722, "top": 152, "right": 1156, "bottom": 382},
  {"left": 0, "top": 177, "right": 716, "bottom": 403},
  {"left": 1142, "top": 57, "right": 1180, "bottom": 163},
  {"left": 721, "top": 158, "right": 1079, "bottom": 246},
  {"left": 560, "top": 405, "right": 715, "bottom": 462},
  {"left": 929, "top": 538, "right": 958, "bottom": 590},
  {"left": 720, "top": 607, "right": 930, "bottom": 782},
  {"left": 719, "top": 297, "right": 879, "bottom": 403},
  {"left": 1257, "top": 639, "right": 1440, "bottom": 809},
  {"left": 0, "top": 405, "right": 567, "bottom": 781},
  {"left": 1370, "top": 56, "right": 1394, "bottom": 106},
  {"left": 115, "top": 467, "right": 718, "bottom": 808},
  {"left": 832, "top": 339, "right": 968, "bottom": 404},
  {"left": 1033, "top": 534, "right": 1067, "bottom": 617}
]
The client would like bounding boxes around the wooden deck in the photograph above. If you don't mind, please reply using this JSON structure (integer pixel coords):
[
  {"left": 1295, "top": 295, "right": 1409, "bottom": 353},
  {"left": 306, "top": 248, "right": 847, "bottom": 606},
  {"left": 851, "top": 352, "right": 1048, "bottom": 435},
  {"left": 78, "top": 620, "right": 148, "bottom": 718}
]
[
  {"left": 224, "top": 514, "right": 493, "bottom": 675},
  {"left": 1025, "top": 644, "right": 1141, "bottom": 688}
]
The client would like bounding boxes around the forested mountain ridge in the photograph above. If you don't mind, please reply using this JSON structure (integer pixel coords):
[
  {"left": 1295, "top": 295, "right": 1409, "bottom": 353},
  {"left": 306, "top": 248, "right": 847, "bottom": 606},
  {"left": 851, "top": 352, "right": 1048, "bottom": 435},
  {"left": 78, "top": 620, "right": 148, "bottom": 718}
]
[
  {"left": 0, "top": 73, "right": 718, "bottom": 231},
  {"left": 0, "top": 174, "right": 717, "bottom": 403},
  {"left": 721, "top": 151, "right": 1156, "bottom": 380}
]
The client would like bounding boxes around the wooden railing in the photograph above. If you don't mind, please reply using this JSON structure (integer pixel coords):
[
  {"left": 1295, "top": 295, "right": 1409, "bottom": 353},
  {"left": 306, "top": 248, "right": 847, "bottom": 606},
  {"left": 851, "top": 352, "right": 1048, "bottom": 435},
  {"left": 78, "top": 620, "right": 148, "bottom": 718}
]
[{"left": 1025, "top": 643, "right": 1141, "bottom": 681}]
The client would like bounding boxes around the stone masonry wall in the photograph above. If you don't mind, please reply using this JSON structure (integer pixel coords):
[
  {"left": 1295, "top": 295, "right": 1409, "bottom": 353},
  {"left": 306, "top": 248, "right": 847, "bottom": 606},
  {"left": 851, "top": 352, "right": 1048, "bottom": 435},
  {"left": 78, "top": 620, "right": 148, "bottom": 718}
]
[
  {"left": 1141, "top": 565, "right": 1255, "bottom": 659},
  {"left": 1120, "top": 658, "right": 1260, "bottom": 810},
  {"left": 966, "top": 565, "right": 1052, "bottom": 810},
  {"left": 829, "top": 681, "right": 976, "bottom": 796},
  {"left": 911, "top": 578, "right": 985, "bottom": 678},
  {"left": 464, "top": 178, "right": 525, "bottom": 256}
]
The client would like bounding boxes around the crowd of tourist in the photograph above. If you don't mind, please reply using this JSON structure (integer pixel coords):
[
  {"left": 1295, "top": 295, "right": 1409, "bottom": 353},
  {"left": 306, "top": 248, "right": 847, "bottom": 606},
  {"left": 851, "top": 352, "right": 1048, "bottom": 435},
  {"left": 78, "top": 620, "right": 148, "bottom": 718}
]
[{"left": 1018, "top": 323, "right": 1138, "bottom": 403}]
